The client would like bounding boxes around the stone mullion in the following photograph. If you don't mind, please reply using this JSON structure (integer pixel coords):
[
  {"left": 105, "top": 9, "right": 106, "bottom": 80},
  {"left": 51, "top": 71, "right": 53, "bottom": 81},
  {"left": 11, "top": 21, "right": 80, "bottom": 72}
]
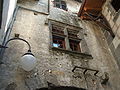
[
  {"left": 49, "top": 21, "right": 53, "bottom": 47},
  {"left": 64, "top": 27, "right": 71, "bottom": 50}
]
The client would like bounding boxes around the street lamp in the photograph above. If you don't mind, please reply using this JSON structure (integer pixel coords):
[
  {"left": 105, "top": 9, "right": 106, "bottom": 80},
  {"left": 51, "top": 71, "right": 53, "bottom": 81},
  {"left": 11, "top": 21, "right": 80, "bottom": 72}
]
[{"left": 0, "top": 35, "right": 37, "bottom": 71}]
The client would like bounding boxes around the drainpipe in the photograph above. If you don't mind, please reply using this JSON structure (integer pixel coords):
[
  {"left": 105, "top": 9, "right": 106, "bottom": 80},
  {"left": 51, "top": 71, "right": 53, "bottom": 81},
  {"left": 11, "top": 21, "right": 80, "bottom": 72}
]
[
  {"left": 18, "top": 0, "right": 50, "bottom": 15},
  {"left": 0, "top": 5, "right": 19, "bottom": 62},
  {"left": 0, "top": 0, "right": 3, "bottom": 29},
  {"left": 48, "top": 0, "right": 50, "bottom": 14}
]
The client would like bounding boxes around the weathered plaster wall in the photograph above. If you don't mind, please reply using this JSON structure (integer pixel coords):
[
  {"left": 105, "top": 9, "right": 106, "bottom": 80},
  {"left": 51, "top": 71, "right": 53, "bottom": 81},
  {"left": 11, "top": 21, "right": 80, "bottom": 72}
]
[
  {"left": 0, "top": 1, "right": 89, "bottom": 90},
  {"left": 102, "top": 0, "right": 120, "bottom": 69},
  {"left": 0, "top": 0, "right": 120, "bottom": 90}
]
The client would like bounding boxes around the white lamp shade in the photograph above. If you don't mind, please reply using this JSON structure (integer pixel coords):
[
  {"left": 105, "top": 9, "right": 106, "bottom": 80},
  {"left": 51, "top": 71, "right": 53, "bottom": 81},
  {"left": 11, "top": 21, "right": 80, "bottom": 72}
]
[{"left": 20, "top": 54, "right": 37, "bottom": 71}]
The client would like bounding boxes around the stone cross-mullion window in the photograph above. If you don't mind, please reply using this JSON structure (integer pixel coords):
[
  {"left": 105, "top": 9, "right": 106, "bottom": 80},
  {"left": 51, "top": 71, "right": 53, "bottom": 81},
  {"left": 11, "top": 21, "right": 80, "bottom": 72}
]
[
  {"left": 50, "top": 22, "right": 82, "bottom": 52},
  {"left": 49, "top": 21, "right": 91, "bottom": 56}
]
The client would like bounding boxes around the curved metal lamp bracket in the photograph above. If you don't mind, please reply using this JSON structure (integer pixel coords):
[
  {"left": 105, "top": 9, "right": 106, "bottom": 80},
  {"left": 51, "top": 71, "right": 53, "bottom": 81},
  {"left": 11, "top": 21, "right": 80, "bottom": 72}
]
[{"left": 0, "top": 37, "right": 31, "bottom": 52}]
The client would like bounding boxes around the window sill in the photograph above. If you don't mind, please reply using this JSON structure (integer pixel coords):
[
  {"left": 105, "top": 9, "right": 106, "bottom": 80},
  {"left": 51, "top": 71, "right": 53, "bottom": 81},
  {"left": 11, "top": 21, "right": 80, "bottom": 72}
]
[{"left": 51, "top": 47, "right": 93, "bottom": 59}]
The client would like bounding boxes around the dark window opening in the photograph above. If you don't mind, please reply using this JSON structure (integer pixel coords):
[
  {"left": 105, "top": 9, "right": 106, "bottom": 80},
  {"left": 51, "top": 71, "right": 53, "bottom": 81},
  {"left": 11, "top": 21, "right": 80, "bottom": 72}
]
[
  {"left": 53, "top": 35, "right": 65, "bottom": 49},
  {"left": 61, "top": 1, "right": 67, "bottom": 10},
  {"left": 54, "top": 0, "right": 67, "bottom": 11},
  {"left": 111, "top": 0, "right": 120, "bottom": 12},
  {"left": 75, "top": 0, "right": 82, "bottom": 3},
  {"left": 36, "top": 86, "right": 86, "bottom": 90},
  {"left": 0, "top": 0, "right": 3, "bottom": 29},
  {"left": 69, "top": 40, "right": 81, "bottom": 52}
]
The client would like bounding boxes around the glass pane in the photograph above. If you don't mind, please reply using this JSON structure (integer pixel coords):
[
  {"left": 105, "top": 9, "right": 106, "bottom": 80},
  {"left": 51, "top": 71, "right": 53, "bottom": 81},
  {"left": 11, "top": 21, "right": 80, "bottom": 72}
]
[
  {"left": 53, "top": 43, "right": 60, "bottom": 48},
  {"left": 56, "top": 3, "right": 60, "bottom": 8},
  {"left": 52, "top": 35, "right": 65, "bottom": 49},
  {"left": 69, "top": 40, "right": 80, "bottom": 52}
]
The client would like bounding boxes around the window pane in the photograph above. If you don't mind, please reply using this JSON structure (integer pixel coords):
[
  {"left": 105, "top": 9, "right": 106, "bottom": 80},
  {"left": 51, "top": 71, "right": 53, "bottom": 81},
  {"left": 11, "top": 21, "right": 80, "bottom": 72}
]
[
  {"left": 56, "top": 3, "right": 60, "bottom": 8},
  {"left": 62, "top": 5, "right": 67, "bottom": 10},
  {"left": 54, "top": 0, "right": 67, "bottom": 11},
  {"left": 53, "top": 43, "right": 60, "bottom": 48},
  {"left": 53, "top": 35, "right": 65, "bottom": 49},
  {"left": 69, "top": 40, "right": 81, "bottom": 52},
  {"left": 61, "top": 1, "right": 67, "bottom": 10}
]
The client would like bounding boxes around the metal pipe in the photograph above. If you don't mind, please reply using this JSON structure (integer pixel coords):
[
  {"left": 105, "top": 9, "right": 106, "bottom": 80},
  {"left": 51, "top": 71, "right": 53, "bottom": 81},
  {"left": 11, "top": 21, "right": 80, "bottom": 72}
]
[
  {"left": 72, "top": 66, "right": 99, "bottom": 75},
  {"left": 0, "top": 0, "right": 3, "bottom": 28},
  {"left": 48, "top": 0, "right": 50, "bottom": 14},
  {"left": 18, "top": 6, "right": 49, "bottom": 15},
  {"left": 0, "top": 5, "right": 19, "bottom": 60}
]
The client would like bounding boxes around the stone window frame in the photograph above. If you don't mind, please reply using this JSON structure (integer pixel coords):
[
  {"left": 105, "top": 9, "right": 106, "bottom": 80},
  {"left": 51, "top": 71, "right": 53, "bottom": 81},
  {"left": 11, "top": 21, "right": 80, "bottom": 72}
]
[
  {"left": 49, "top": 21, "right": 82, "bottom": 52},
  {"left": 48, "top": 20, "right": 92, "bottom": 59}
]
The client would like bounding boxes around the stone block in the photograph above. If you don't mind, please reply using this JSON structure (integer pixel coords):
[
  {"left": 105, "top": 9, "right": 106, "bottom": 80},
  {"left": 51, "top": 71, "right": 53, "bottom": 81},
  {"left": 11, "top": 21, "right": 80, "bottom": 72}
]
[
  {"left": 109, "top": 16, "right": 115, "bottom": 28},
  {"left": 109, "top": 43, "right": 115, "bottom": 53},
  {"left": 116, "top": 15, "right": 120, "bottom": 27},
  {"left": 112, "top": 36, "right": 120, "bottom": 49},
  {"left": 116, "top": 26, "right": 120, "bottom": 38},
  {"left": 114, "top": 44, "right": 120, "bottom": 69},
  {"left": 112, "top": 24, "right": 118, "bottom": 34},
  {"left": 113, "top": 10, "right": 120, "bottom": 22},
  {"left": 104, "top": 30, "right": 109, "bottom": 39},
  {"left": 102, "top": 6, "right": 109, "bottom": 17},
  {"left": 107, "top": 34, "right": 114, "bottom": 46},
  {"left": 106, "top": 11, "right": 111, "bottom": 22}
]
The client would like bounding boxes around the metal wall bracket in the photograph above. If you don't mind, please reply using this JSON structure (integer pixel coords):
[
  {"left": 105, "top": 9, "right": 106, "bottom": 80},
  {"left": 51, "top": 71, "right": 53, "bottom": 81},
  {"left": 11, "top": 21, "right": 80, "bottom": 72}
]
[{"left": 72, "top": 66, "right": 99, "bottom": 76}]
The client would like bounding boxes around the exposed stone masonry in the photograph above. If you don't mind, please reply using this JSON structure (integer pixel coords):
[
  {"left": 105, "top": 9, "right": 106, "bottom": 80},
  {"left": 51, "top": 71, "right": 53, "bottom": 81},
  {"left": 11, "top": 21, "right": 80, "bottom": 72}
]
[{"left": 0, "top": 0, "right": 120, "bottom": 90}]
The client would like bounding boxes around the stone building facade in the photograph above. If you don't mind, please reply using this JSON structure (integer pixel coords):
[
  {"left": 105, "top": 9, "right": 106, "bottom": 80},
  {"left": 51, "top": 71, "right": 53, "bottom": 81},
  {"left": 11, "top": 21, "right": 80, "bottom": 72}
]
[
  {"left": 0, "top": 0, "right": 120, "bottom": 90},
  {"left": 102, "top": 0, "right": 120, "bottom": 69}
]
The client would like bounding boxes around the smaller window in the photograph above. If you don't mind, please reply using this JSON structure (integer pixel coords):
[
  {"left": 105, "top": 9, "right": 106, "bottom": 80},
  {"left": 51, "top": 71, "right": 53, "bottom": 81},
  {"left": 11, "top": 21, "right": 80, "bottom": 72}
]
[
  {"left": 75, "top": 0, "right": 82, "bottom": 3},
  {"left": 54, "top": 0, "right": 67, "bottom": 11},
  {"left": 111, "top": 0, "right": 120, "bottom": 12},
  {"left": 61, "top": 1, "right": 67, "bottom": 10}
]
